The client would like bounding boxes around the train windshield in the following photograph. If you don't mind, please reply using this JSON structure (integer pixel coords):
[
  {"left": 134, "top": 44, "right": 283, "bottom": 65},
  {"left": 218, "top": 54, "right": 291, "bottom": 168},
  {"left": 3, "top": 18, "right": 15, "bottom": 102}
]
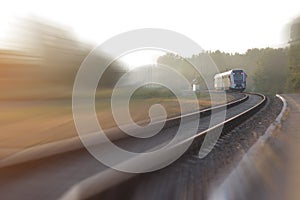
[{"left": 233, "top": 70, "right": 244, "bottom": 82}]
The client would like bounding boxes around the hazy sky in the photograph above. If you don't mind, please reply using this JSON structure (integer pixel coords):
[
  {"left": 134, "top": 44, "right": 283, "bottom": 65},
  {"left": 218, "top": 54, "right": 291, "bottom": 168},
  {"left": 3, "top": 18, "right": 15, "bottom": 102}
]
[{"left": 1, "top": 0, "right": 300, "bottom": 54}]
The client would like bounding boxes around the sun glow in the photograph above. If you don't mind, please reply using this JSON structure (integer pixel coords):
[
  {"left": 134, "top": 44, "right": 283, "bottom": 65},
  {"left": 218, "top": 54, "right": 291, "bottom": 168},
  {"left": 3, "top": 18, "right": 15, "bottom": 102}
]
[{"left": 120, "top": 49, "right": 165, "bottom": 70}]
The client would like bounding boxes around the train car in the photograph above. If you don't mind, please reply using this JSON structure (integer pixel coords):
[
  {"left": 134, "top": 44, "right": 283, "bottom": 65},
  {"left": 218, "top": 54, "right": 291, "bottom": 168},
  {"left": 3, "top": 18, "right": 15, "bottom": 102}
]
[{"left": 214, "top": 69, "right": 247, "bottom": 91}]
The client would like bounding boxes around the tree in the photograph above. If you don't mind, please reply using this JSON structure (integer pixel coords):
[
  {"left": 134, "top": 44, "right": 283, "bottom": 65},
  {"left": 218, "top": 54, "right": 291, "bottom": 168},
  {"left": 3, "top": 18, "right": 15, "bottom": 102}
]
[
  {"left": 253, "top": 48, "right": 288, "bottom": 94},
  {"left": 157, "top": 48, "right": 289, "bottom": 94},
  {"left": 286, "top": 17, "right": 300, "bottom": 92},
  {"left": 7, "top": 17, "right": 126, "bottom": 99}
]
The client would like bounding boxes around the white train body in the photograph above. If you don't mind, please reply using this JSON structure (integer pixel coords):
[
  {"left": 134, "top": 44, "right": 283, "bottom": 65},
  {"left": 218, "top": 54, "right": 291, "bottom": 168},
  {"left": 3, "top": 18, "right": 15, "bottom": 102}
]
[{"left": 214, "top": 69, "right": 247, "bottom": 91}]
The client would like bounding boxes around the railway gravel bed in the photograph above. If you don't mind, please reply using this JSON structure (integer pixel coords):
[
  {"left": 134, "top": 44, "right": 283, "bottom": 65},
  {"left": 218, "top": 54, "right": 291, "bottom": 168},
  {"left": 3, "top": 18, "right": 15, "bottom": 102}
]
[
  {"left": 0, "top": 93, "right": 248, "bottom": 200},
  {"left": 93, "top": 96, "right": 283, "bottom": 200}
]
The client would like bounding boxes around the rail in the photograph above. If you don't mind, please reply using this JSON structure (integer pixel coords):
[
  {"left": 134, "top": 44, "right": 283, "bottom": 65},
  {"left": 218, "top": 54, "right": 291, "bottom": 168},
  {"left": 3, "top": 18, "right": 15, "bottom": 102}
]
[{"left": 60, "top": 93, "right": 266, "bottom": 200}]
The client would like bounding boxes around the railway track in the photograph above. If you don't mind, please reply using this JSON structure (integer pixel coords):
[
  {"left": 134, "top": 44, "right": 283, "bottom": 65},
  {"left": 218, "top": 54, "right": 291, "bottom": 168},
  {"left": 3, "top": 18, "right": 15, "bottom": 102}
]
[{"left": 0, "top": 92, "right": 266, "bottom": 200}]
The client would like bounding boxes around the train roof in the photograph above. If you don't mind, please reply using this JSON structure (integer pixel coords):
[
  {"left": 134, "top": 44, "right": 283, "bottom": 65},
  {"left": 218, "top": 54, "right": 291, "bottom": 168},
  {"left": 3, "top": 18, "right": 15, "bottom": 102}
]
[{"left": 214, "top": 69, "right": 246, "bottom": 78}]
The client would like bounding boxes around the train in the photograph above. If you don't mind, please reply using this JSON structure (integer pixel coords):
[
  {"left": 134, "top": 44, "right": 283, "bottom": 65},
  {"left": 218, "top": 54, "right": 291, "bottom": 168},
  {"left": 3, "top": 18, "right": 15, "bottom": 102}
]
[{"left": 214, "top": 69, "right": 247, "bottom": 92}]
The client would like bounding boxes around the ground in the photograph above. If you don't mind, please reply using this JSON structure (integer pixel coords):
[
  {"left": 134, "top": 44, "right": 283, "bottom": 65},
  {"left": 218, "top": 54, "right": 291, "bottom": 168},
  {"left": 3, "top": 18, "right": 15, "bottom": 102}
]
[
  {"left": 91, "top": 95, "right": 283, "bottom": 200},
  {"left": 0, "top": 90, "right": 236, "bottom": 159},
  {"left": 209, "top": 94, "right": 300, "bottom": 200}
]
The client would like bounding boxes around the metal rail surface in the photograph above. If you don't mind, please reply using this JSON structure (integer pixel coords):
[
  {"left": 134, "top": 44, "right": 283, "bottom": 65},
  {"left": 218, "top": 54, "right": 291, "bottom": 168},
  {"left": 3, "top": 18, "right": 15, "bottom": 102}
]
[
  {"left": 0, "top": 92, "right": 248, "bottom": 168},
  {"left": 0, "top": 93, "right": 266, "bottom": 200},
  {"left": 59, "top": 92, "right": 266, "bottom": 200}
]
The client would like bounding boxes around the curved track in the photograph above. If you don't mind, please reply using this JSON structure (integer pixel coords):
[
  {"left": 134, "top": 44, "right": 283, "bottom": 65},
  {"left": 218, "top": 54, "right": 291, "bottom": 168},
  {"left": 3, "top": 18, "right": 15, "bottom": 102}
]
[{"left": 0, "top": 93, "right": 266, "bottom": 200}]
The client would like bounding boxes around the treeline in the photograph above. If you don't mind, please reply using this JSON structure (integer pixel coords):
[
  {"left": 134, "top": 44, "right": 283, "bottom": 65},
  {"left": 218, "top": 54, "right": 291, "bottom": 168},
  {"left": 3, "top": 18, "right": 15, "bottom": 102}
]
[
  {"left": 1, "top": 17, "right": 125, "bottom": 100},
  {"left": 4, "top": 16, "right": 299, "bottom": 98},
  {"left": 157, "top": 17, "right": 300, "bottom": 94},
  {"left": 157, "top": 48, "right": 288, "bottom": 94},
  {"left": 286, "top": 17, "right": 300, "bottom": 92}
]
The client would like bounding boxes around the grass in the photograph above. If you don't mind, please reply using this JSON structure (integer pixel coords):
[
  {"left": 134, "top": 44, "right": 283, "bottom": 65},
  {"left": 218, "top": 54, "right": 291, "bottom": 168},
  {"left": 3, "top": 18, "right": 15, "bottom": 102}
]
[{"left": 0, "top": 87, "right": 235, "bottom": 159}]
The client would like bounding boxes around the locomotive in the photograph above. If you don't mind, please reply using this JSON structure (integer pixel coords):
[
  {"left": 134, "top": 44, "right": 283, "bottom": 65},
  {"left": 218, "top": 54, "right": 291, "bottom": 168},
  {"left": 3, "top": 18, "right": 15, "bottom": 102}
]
[{"left": 214, "top": 69, "right": 247, "bottom": 91}]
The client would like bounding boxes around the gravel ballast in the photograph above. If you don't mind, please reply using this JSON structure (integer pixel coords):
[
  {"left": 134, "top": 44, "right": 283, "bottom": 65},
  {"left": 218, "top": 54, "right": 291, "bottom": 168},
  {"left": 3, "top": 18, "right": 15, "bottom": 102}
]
[{"left": 91, "top": 96, "right": 283, "bottom": 200}]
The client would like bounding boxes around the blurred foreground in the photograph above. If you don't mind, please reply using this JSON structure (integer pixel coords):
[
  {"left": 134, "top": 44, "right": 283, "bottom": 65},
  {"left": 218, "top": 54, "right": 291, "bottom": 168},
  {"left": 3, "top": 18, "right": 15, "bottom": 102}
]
[
  {"left": 210, "top": 94, "right": 300, "bottom": 200},
  {"left": 0, "top": 18, "right": 234, "bottom": 159}
]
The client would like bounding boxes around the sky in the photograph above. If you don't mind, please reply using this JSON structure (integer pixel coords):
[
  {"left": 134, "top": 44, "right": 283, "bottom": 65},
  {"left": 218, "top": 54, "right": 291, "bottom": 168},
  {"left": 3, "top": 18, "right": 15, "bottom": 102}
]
[{"left": 0, "top": 0, "right": 300, "bottom": 55}]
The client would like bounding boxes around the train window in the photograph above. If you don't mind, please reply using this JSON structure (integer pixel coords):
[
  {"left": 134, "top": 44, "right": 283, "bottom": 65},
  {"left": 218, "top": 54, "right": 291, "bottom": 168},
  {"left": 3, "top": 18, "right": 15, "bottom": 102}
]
[{"left": 233, "top": 72, "right": 243, "bottom": 81}]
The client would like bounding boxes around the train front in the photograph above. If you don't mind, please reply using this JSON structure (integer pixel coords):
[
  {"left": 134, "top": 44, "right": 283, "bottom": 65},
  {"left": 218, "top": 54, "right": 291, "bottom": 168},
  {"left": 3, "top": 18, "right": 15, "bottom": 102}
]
[{"left": 231, "top": 69, "right": 247, "bottom": 91}]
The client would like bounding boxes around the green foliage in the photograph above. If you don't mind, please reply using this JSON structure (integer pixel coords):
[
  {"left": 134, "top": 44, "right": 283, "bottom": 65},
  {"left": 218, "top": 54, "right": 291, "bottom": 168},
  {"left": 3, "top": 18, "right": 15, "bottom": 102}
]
[
  {"left": 253, "top": 48, "right": 288, "bottom": 94},
  {"left": 157, "top": 48, "right": 289, "bottom": 93},
  {"left": 157, "top": 53, "right": 199, "bottom": 82},
  {"left": 286, "top": 17, "right": 300, "bottom": 92},
  {"left": 131, "top": 86, "right": 175, "bottom": 99}
]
